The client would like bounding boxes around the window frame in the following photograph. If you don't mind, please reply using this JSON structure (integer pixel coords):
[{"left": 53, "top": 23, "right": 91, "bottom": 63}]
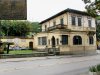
[
  {"left": 89, "top": 36, "right": 94, "bottom": 45},
  {"left": 60, "top": 18, "right": 64, "bottom": 25},
  {"left": 71, "top": 16, "right": 76, "bottom": 26},
  {"left": 73, "top": 36, "right": 82, "bottom": 45},
  {"left": 88, "top": 19, "right": 92, "bottom": 27},
  {"left": 38, "top": 37, "right": 47, "bottom": 45},
  {"left": 53, "top": 21, "right": 56, "bottom": 26},
  {"left": 78, "top": 17, "right": 82, "bottom": 26},
  {"left": 61, "top": 35, "right": 68, "bottom": 45}
]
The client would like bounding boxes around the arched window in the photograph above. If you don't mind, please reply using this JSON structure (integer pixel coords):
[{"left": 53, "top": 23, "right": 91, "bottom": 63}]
[
  {"left": 73, "top": 36, "right": 82, "bottom": 45},
  {"left": 89, "top": 36, "right": 94, "bottom": 44}
]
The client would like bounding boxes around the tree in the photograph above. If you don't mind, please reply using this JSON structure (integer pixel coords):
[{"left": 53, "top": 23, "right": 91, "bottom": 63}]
[
  {"left": 82, "top": 0, "right": 100, "bottom": 17},
  {"left": 0, "top": 20, "right": 33, "bottom": 37},
  {"left": 31, "top": 22, "right": 41, "bottom": 33}
]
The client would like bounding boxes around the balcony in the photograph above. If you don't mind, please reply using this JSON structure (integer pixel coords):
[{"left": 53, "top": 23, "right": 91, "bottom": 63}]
[
  {"left": 86, "top": 27, "right": 96, "bottom": 31},
  {"left": 48, "top": 24, "right": 67, "bottom": 31}
]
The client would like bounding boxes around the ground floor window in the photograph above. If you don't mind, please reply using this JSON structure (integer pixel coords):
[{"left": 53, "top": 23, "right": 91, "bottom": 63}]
[
  {"left": 38, "top": 37, "right": 47, "bottom": 45},
  {"left": 62, "top": 35, "right": 68, "bottom": 45},
  {"left": 73, "top": 36, "right": 82, "bottom": 45},
  {"left": 89, "top": 36, "right": 94, "bottom": 44}
]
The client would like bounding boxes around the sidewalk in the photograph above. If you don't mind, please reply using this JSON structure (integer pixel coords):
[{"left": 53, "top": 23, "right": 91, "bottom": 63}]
[
  {"left": 0, "top": 50, "right": 100, "bottom": 63},
  {"left": 0, "top": 54, "right": 100, "bottom": 63}
]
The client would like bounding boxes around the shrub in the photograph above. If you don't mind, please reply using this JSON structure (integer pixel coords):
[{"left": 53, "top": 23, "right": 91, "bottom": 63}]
[
  {"left": 89, "top": 64, "right": 100, "bottom": 72},
  {"left": 89, "top": 66, "right": 97, "bottom": 72},
  {"left": 97, "top": 64, "right": 100, "bottom": 71}
]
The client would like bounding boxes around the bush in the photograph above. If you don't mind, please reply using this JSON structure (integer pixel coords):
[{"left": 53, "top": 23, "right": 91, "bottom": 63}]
[
  {"left": 97, "top": 64, "right": 100, "bottom": 71},
  {"left": 89, "top": 66, "right": 97, "bottom": 72},
  {"left": 89, "top": 64, "right": 100, "bottom": 72}
]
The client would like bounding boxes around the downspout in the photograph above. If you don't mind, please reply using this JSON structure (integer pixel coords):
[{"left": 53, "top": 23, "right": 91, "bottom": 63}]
[{"left": 83, "top": 16, "right": 85, "bottom": 56}]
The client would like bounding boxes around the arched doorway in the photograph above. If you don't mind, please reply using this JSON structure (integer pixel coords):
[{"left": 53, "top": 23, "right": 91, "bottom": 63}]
[
  {"left": 51, "top": 36, "right": 56, "bottom": 47},
  {"left": 29, "top": 42, "right": 33, "bottom": 49}
]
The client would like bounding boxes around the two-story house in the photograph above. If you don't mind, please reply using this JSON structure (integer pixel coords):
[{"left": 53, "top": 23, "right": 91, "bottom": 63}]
[{"left": 34, "top": 8, "right": 96, "bottom": 55}]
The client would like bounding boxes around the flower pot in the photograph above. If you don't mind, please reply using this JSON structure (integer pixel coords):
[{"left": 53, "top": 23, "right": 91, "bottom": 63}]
[{"left": 89, "top": 72, "right": 97, "bottom": 75}]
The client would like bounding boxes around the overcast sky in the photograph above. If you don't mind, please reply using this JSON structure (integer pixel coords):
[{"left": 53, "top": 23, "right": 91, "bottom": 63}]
[{"left": 27, "top": 0, "right": 86, "bottom": 22}]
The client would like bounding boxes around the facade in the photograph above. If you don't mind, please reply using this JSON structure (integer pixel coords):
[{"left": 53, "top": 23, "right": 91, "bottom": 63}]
[
  {"left": 1, "top": 36, "right": 34, "bottom": 50},
  {"left": 34, "top": 8, "right": 97, "bottom": 55}
]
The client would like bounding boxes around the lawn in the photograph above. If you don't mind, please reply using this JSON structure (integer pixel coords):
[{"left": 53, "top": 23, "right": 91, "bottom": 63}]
[{"left": 4, "top": 50, "right": 34, "bottom": 54}]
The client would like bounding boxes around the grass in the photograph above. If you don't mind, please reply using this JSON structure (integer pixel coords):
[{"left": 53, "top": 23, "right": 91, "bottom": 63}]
[{"left": 4, "top": 50, "right": 34, "bottom": 54}]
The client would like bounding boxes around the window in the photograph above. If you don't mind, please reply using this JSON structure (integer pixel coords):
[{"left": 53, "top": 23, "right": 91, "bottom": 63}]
[
  {"left": 89, "top": 36, "right": 94, "bottom": 44},
  {"left": 62, "top": 35, "right": 68, "bottom": 45},
  {"left": 57, "top": 38, "right": 59, "bottom": 45},
  {"left": 60, "top": 18, "right": 64, "bottom": 25},
  {"left": 78, "top": 17, "right": 82, "bottom": 26},
  {"left": 73, "top": 36, "right": 82, "bottom": 45},
  {"left": 53, "top": 21, "right": 56, "bottom": 26},
  {"left": 45, "top": 25, "right": 47, "bottom": 31},
  {"left": 71, "top": 16, "right": 76, "bottom": 25},
  {"left": 38, "top": 37, "right": 47, "bottom": 45},
  {"left": 88, "top": 19, "right": 92, "bottom": 27}
]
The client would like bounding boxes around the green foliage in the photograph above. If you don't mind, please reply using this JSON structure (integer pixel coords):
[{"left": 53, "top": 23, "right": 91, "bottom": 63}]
[
  {"left": 96, "top": 16, "right": 100, "bottom": 40},
  {"left": 0, "top": 20, "right": 40, "bottom": 37},
  {"left": 31, "top": 22, "right": 41, "bottom": 33},
  {"left": 97, "top": 16, "right": 100, "bottom": 20},
  {"left": 96, "top": 25, "right": 100, "bottom": 40},
  {"left": 89, "top": 66, "right": 97, "bottom": 72},
  {"left": 0, "top": 20, "right": 35, "bottom": 36},
  {"left": 82, "top": 0, "right": 100, "bottom": 17},
  {"left": 4, "top": 50, "right": 34, "bottom": 54},
  {"left": 97, "top": 64, "right": 100, "bottom": 71},
  {"left": 89, "top": 64, "right": 100, "bottom": 72}
]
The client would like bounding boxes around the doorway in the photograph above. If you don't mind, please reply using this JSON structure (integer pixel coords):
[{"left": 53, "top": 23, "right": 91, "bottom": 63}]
[
  {"left": 51, "top": 36, "right": 56, "bottom": 47},
  {"left": 29, "top": 42, "right": 33, "bottom": 49}
]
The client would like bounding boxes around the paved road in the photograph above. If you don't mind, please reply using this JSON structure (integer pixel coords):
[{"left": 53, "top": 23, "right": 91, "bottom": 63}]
[{"left": 0, "top": 55, "right": 100, "bottom": 75}]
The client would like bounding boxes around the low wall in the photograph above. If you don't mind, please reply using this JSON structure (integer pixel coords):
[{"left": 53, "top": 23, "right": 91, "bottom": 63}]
[{"left": 0, "top": 52, "right": 48, "bottom": 59}]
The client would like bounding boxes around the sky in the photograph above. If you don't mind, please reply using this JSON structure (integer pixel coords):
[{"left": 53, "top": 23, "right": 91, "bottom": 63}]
[{"left": 27, "top": 0, "right": 86, "bottom": 22}]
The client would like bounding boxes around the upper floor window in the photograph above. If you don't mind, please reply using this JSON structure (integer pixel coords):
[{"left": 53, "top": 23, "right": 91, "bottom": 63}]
[
  {"left": 88, "top": 19, "right": 92, "bottom": 27},
  {"left": 71, "top": 16, "right": 76, "bottom": 25},
  {"left": 38, "top": 37, "right": 47, "bottom": 45},
  {"left": 62, "top": 35, "right": 68, "bottom": 45},
  {"left": 73, "top": 36, "right": 82, "bottom": 45},
  {"left": 45, "top": 25, "right": 47, "bottom": 31},
  {"left": 60, "top": 18, "right": 64, "bottom": 25},
  {"left": 89, "top": 36, "right": 94, "bottom": 44},
  {"left": 78, "top": 17, "right": 82, "bottom": 26},
  {"left": 53, "top": 21, "right": 56, "bottom": 26}
]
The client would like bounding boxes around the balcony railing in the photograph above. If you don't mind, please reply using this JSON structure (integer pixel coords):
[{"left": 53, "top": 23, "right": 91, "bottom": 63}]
[
  {"left": 86, "top": 27, "right": 96, "bottom": 31},
  {"left": 48, "top": 24, "right": 67, "bottom": 31}
]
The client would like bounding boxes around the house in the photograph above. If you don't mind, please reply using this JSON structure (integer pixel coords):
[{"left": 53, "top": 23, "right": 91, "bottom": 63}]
[
  {"left": 1, "top": 36, "right": 34, "bottom": 50},
  {"left": 34, "top": 8, "right": 97, "bottom": 55}
]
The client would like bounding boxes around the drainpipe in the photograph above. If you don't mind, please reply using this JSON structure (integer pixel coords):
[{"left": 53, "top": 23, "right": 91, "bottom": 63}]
[{"left": 83, "top": 16, "right": 85, "bottom": 56}]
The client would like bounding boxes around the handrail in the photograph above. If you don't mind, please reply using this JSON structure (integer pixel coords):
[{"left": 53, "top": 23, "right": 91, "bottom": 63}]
[{"left": 48, "top": 24, "right": 67, "bottom": 31}]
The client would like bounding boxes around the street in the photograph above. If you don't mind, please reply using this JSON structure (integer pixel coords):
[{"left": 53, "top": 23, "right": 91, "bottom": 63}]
[{"left": 0, "top": 55, "right": 100, "bottom": 75}]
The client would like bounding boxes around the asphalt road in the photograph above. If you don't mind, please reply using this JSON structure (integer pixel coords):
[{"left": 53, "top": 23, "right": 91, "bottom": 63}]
[{"left": 0, "top": 55, "right": 100, "bottom": 75}]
